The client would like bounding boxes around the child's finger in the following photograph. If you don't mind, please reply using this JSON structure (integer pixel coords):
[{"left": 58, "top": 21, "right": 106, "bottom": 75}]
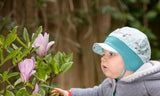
[
  {"left": 51, "top": 89, "right": 59, "bottom": 96},
  {"left": 51, "top": 89, "right": 57, "bottom": 93},
  {"left": 54, "top": 88, "right": 65, "bottom": 94},
  {"left": 51, "top": 88, "right": 68, "bottom": 96}
]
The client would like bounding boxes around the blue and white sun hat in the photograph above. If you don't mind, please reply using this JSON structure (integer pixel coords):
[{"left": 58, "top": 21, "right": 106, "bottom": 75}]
[{"left": 93, "top": 27, "right": 151, "bottom": 73}]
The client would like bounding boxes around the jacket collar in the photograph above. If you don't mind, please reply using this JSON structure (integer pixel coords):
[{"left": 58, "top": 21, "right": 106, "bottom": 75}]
[{"left": 121, "top": 60, "right": 160, "bottom": 82}]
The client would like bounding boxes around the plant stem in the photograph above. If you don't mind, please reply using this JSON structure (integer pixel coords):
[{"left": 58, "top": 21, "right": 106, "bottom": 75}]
[
  {"left": 16, "top": 37, "right": 27, "bottom": 48},
  {"left": 7, "top": 65, "right": 15, "bottom": 73},
  {"left": 0, "top": 49, "right": 3, "bottom": 64},
  {"left": 47, "top": 73, "right": 56, "bottom": 96},
  {"left": 3, "top": 82, "right": 6, "bottom": 95}
]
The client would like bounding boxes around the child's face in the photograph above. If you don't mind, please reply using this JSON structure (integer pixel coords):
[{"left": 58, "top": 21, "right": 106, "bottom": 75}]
[{"left": 101, "top": 50, "right": 125, "bottom": 79}]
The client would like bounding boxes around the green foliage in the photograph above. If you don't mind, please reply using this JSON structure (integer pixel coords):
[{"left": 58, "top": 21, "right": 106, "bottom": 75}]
[
  {"left": 4, "top": 90, "right": 15, "bottom": 96},
  {"left": 4, "top": 26, "right": 18, "bottom": 47},
  {"left": 16, "top": 88, "right": 29, "bottom": 96},
  {"left": 1, "top": 48, "right": 21, "bottom": 65},
  {"left": 52, "top": 52, "right": 73, "bottom": 74},
  {"left": 23, "top": 28, "right": 30, "bottom": 45},
  {"left": 34, "top": 52, "right": 73, "bottom": 81},
  {"left": 0, "top": 26, "right": 73, "bottom": 96}
]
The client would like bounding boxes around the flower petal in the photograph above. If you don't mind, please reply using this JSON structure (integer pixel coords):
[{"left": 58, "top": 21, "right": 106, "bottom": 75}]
[
  {"left": 34, "top": 83, "right": 39, "bottom": 96},
  {"left": 32, "top": 33, "right": 44, "bottom": 48},
  {"left": 33, "top": 33, "right": 50, "bottom": 57},
  {"left": 18, "top": 57, "right": 36, "bottom": 82},
  {"left": 45, "top": 41, "right": 55, "bottom": 54}
]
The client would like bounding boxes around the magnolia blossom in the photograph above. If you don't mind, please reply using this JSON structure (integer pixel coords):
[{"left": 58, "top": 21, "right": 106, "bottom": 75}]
[
  {"left": 34, "top": 83, "right": 40, "bottom": 96},
  {"left": 18, "top": 57, "right": 36, "bottom": 82},
  {"left": 32, "top": 33, "right": 55, "bottom": 57}
]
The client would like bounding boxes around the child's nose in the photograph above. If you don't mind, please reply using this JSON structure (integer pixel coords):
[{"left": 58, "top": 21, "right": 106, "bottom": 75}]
[{"left": 101, "top": 56, "right": 107, "bottom": 62}]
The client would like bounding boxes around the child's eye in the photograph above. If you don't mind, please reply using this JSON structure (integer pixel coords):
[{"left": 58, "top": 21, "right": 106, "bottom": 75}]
[
  {"left": 102, "top": 54, "right": 105, "bottom": 56},
  {"left": 109, "top": 52, "right": 114, "bottom": 56}
]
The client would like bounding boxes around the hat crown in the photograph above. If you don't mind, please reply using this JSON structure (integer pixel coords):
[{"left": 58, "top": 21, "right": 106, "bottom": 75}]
[{"left": 109, "top": 27, "right": 151, "bottom": 63}]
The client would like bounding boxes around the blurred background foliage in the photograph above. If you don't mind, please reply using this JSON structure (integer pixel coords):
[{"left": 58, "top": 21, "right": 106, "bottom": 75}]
[{"left": 0, "top": 0, "right": 160, "bottom": 89}]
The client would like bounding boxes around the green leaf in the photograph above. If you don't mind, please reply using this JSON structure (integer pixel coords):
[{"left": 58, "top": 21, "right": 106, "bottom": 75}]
[
  {"left": 0, "top": 89, "right": 4, "bottom": 94},
  {"left": 33, "top": 74, "right": 44, "bottom": 82},
  {"left": 16, "top": 88, "right": 29, "bottom": 96},
  {"left": 126, "top": 13, "right": 135, "bottom": 21},
  {"left": 53, "top": 52, "right": 73, "bottom": 74},
  {"left": 23, "top": 28, "right": 30, "bottom": 44},
  {"left": 2, "top": 71, "right": 8, "bottom": 81},
  {"left": 12, "top": 56, "right": 17, "bottom": 66},
  {"left": 30, "top": 26, "right": 42, "bottom": 46},
  {"left": 146, "top": 10, "right": 157, "bottom": 20},
  {"left": 128, "top": 19, "right": 141, "bottom": 28},
  {"left": 16, "top": 37, "right": 27, "bottom": 48},
  {"left": 60, "top": 53, "right": 73, "bottom": 74},
  {"left": 4, "top": 26, "right": 18, "bottom": 47},
  {"left": 65, "top": 53, "right": 73, "bottom": 62},
  {"left": 39, "top": 87, "right": 45, "bottom": 96},
  {"left": 35, "top": 94, "right": 41, "bottom": 96},
  {"left": 0, "top": 48, "right": 4, "bottom": 63},
  {"left": 0, "top": 35, "right": 4, "bottom": 46},
  {"left": 156, "top": 1, "right": 160, "bottom": 11},
  {"left": 6, "top": 80, "right": 14, "bottom": 89},
  {"left": 18, "top": 48, "right": 31, "bottom": 61},
  {"left": 5, "top": 46, "right": 14, "bottom": 53},
  {"left": 37, "top": 66, "right": 48, "bottom": 81},
  {"left": 2, "top": 48, "right": 21, "bottom": 64},
  {"left": 40, "top": 84, "right": 54, "bottom": 89},
  {"left": 112, "top": 11, "right": 126, "bottom": 21},
  {"left": 49, "top": 59, "right": 59, "bottom": 74},
  {"left": 44, "top": 54, "right": 52, "bottom": 63},
  {"left": 14, "top": 78, "right": 22, "bottom": 87},
  {"left": 4, "top": 90, "right": 15, "bottom": 96},
  {"left": 31, "top": 46, "right": 40, "bottom": 53},
  {"left": 60, "top": 62, "right": 73, "bottom": 74},
  {"left": 7, "top": 72, "right": 19, "bottom": 79},
  {"left": 12, "top": 44, "right": 18, "bottom": 50},
  {"left": 27, "top": 82, "right": 34, "bottom": 89},
  {"left": 32, "top": 78, "right": 36, "bottom": 86},
  {"left": 54, "top": 52, "right": 64, "bottom": 69}
]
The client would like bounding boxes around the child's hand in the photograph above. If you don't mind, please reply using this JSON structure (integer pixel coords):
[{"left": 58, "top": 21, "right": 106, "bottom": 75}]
[{"left": 51, "top": 88, "right": 69, "bottom": 96}]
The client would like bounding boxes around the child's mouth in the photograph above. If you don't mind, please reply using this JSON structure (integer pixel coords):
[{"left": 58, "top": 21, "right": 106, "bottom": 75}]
[{"left": 102, "top": 65, "right": 107, "bottom": 70}]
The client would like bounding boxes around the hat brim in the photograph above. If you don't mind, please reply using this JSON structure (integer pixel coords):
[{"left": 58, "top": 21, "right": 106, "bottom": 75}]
[{"left": 93, "top": 43, "right": 118, "bottom": 55}]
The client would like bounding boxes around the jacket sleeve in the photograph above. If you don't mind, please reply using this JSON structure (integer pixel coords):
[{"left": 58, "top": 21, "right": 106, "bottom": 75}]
[
  {"left": 70, "top": 78, "right": 112, "bottom": 96},
  {"left": 144, "top": 79, "right": 160, "bottom": 96}
]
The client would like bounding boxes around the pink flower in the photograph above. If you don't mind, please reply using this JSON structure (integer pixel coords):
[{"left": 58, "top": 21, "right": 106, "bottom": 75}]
[
  {"left": 34, "top": 83, "right": 40, "bottom": 96},
  {"left": 32, "top": 33, "right": 55, "bottom": 57},
  {"left": 18, "top": 57, "right": 36, "bottom": 82}
]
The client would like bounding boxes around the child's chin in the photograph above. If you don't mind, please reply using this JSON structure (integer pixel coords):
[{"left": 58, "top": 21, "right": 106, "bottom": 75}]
[
  {"left": 104, "top": 74, "right": 111, "bottom": 78},
  {"left": 104, "top": 74, "right": 116, "bottom": 79}
]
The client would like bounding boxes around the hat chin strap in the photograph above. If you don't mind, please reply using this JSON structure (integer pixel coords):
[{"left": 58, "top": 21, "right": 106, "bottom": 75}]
[{"left": 116, "top": 69, "right": 126, "bottom": 80}]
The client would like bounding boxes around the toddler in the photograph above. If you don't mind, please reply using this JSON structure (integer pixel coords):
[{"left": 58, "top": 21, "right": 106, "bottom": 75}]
[{"left": 52, "top": 27, "right": 160, "bottom": 96}]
